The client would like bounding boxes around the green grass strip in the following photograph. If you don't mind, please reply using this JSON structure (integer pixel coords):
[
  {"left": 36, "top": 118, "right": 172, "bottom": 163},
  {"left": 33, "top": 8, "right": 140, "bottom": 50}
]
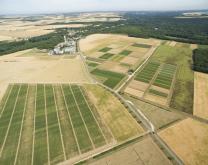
[{"left": 149, "top": 89, "right": 168, "bottom": 98}]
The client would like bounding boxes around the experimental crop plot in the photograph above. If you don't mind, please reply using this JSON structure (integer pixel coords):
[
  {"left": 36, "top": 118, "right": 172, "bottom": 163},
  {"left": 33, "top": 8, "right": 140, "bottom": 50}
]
[{"left": 0, "top": 84, "right": 113, "bottom": 165}]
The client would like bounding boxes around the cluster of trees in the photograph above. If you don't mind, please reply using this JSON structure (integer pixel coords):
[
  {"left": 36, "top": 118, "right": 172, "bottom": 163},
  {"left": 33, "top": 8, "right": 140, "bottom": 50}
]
[
  {"left": 94, "top": 12, "right": 208, "bottom": 45},
  {"left": 192, "top": 48, "right": 208, "bottom": 73},
  {"left": 0, "top": 29, "right": 67, "bottom": 55}
]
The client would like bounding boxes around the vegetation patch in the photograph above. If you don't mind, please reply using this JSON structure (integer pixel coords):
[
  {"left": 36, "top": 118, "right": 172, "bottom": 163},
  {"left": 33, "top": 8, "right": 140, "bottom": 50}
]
[
  {"left": 153, "top": 64, "right": 176, "bottom": 89},
  {"left": 151, "top": 45, "right": 194, "bottom": 113},
  {"left": 135, "top": 62, "right": 160, "bottom": 83},
  {"left": 0, "top": 84, "right": 112, "bottom": 164},
  {"left": 192, "top": 48, "right": 208, "bottom": 73},
  {"left": 132, "top": 43, "right": 152, "bottom": 48},
  {"left": 99, "top": 47, "right": 112, "bottom": 52},
  {"left": 87, "top": 62, "right": 99, "bottom": 67},
  {"left": 119, "top": 50, "right": 132, "bottom": 56},
  {"left": 91, "top": 69, "right": 125, "bottom": 89},
  {"left": 99, "top": 53, "right": 114, "bottom": 60},
  {"left": 148, "top": 89, "right": 168, "bottom": 98}
]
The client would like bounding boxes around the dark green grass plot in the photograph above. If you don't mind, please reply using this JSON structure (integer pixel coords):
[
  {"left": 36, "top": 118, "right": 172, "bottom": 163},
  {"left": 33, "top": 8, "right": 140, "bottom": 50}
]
[
  {"left": 99, "top": 53, "right": 114, "bottom": 60},
  {"left": 99, "top": 47, "right": 112, "bottom": 52},
  {"left": 119, "top": 50, "right": 132, "bottom": 56},
  {"left": 148, "top": 89, "right": 168, "bottom": 98},
  {"left": 91, "top": 69, "right": 126, "bottom": 89},
  {"left": 87, "top": 62, "right": 99, "bottom": 67},
  {"left": 135, "top": 62, "right": 160, "bottom": 83},
  {"left": 153, "top": 64, "right": 176, "bottom": 89}
]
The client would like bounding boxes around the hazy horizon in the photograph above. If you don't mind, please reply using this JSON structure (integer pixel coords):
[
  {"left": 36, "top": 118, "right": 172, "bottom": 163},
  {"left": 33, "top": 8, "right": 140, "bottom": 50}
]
[{"left": 1, "top": 0, "right": 208, "bottom": 15}]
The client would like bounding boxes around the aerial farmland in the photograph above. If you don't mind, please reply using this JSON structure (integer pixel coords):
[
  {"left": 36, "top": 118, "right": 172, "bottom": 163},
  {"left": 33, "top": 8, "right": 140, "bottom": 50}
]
[{"left": 0, "top": 5, "right": 208, "bottom": 165}]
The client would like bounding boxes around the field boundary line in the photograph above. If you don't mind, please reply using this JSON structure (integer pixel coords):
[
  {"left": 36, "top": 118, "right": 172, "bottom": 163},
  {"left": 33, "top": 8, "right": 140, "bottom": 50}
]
[
  {"left": 0, "top": 84, "right": 14, "bottom": 118},
  {"left": 78, "top": 86, "right": 108, "bottom": 144},
  {"left": 69, "top": 85, "right": 95, "bottom": 149},
  {"left": 44, "top": 84, "right": 50, "bottom": 165},
  {"left": 0, "top": 85, "right": 21, "bottom": 157},
  {"left": 60, "top": 85, "right": 81, "bottom": 154},
  {"left": 14, "top": 84, "right": 29, "bottom": 165},
  {"left": 52, "top": 85, "right": 67, "bottom": 160},
  {"left": 31, "top": 84, "right": 37, "bottom": 165}
]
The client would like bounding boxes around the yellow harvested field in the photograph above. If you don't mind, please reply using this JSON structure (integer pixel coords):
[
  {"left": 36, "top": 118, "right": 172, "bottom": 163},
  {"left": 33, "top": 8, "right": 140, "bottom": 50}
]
[
  {"left": 99, "top": 61, "right": 129, "bottom": 74},
  {"left": 84, "top": 84, "right": 144, "bottom": 142},
  {"left": 190, "top": 44, "right": 198, "bottom": 50},
  {"left": 124, "top": 87, "right": 144, "bottom": 98},
  {"left": 194, "top": 72, "right": 208, "bottom": 119},
  {"left": 169, "top": 41, "right": 177, "bottom": 47},
  {"left": 79, "top": 34, "right": 161, "bottom": 55},
  {"left": 0, "top": 20, "right": 86, "bottom": 40},
  {"left": 90, "top": 136, "right": 171, "bottom": 165},
  {"left": 120, "top": 56, "right": 139, "bottom": 65},
  {"left": 0, "top": 35, "right": 13, "bottom": 41},
  {"left": 144, "top": 93, "right": 167, "bottom": 105},
  {"left": 0, "top": 29, "right": 54, "bottom": 39},
  {"left": 159, "top": 118, "right": 208, "bottom": 165},
  {"left": 128, "top": 80, "right": 149, "bottom": 92},
  {"left": 0, "top": 49, "right": 91, "bottom": 100}
]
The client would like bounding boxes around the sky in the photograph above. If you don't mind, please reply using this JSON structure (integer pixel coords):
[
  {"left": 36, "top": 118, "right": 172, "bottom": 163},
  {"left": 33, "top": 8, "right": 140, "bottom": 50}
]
[{"left": 0, "top": 0, "right": 208, "bottom": 15}]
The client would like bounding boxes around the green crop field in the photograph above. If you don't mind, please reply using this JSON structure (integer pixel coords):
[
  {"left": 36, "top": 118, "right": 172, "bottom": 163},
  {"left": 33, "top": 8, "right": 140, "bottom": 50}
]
[
  {"left": 153, "top": 64, "right": 177, "bottom": 89},
  {"left": 148, "top": 89, "right": 168, "bottom": 98},
  {"left": 132, "top": 43, "right": 152, "bottom": 48},
  {"left": 91, "top": 69, "right": 126, "bottom": 89},
  {"left": 99, "top": 47, "right": 112, "bottom": 52},
  {"left": 99, "top": 53, "right": 114, "bottom": 60},
  {"left": 87, "top": 62, "right": 99, "bottom": 67},
  {"left": 119, "top": 50, "right": 132, "bottom": 56},
  {"left": 151, "top": 45, "right": 194, "bottom": 113},
  {"left": 135, "top": 62, "right": 160, "bottom": 83},
  {"left": 0, "top": 84, "right": 112, "bottom": 165}
]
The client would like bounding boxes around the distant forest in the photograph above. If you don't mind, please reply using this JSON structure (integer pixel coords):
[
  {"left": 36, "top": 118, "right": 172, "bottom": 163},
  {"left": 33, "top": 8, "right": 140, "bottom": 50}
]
[
  {"left": 0, "top": 11, "right": 208, "bottom": 55},
  {"left": 192, "top": 48, "right": 208, "bottom": 73},
  {"left": 98, "top": 12, "right": 208, "bottom": 45}
]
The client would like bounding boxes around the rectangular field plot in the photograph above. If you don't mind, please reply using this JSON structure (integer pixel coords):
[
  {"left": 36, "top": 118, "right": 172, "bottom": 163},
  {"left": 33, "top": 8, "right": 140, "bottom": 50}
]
[
  {"left": 153, "top": 64, "right": 177, "bottom": 89},
  {"left": 132, "top": 43, "right": 152, "bottom": 48},
  {"left": 119, "top": 50, "right": 132, "bottom": 56},
  {"left": 134, "top": 62, "right": 160, "bottom": 83},
  {"left": 99, "top": 53, "right": 114, "bottom": 60},
  {"left": 99, "top": 47, "right": 112, "bottom": 52},
  {"left": 91, "top": 69, "right": 126, "bottom": 89},
  {"left": 0, "top": 84, "right": 113, "bottom": 165}
]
